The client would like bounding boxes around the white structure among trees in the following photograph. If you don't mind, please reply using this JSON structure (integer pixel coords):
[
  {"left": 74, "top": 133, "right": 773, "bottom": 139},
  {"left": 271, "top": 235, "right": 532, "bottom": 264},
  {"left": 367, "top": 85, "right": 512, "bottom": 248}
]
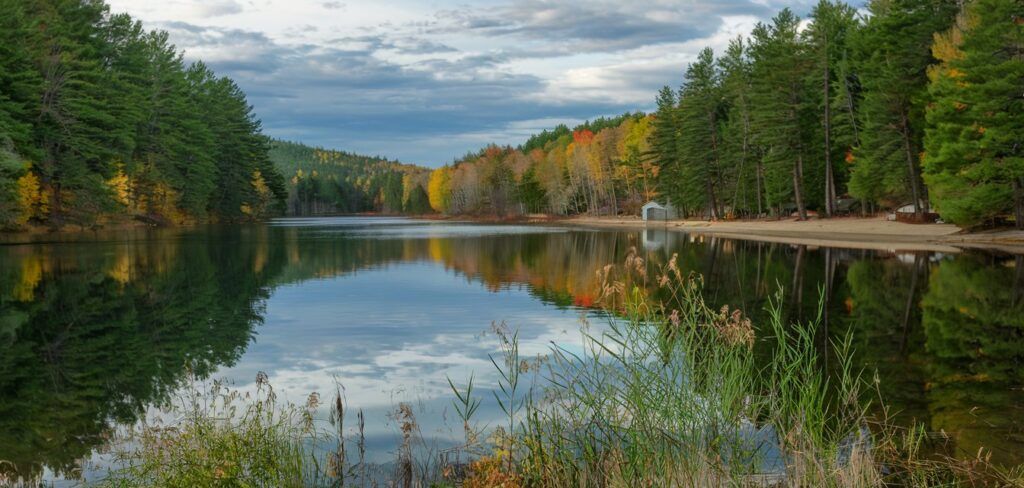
[{"left": 642, "top": 201, "right": 677, "bottom": 222}]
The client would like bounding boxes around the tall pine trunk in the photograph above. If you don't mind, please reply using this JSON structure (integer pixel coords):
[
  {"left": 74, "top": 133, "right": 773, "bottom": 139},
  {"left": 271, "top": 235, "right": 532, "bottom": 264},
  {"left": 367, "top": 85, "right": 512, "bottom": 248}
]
[
  {"left": 707, "top": 109, "right": 721, "bottom": 220},
  {"left": 756, "top": 159, "right": 765, "bottom": 217},
  {"left": 793, "top": 107, "right": 808, "bottom": 221},
  {"left": 705, "top": 178, "right": 719, "bottom": 220},
  {"left": 899, "top": 110, "right": 923, "bottom": 216},
  {"left": 793, "top": 155, "right": 807, "bottom": 220},
  {"left": 823, "top": 59, "right": 835, "bottom": 217}
]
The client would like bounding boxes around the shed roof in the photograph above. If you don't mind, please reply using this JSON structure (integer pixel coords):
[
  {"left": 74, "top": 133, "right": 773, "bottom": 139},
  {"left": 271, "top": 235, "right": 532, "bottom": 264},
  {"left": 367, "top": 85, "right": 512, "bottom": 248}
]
[{"left": 642, "top": 201, "right": 670, "bottom": 210}]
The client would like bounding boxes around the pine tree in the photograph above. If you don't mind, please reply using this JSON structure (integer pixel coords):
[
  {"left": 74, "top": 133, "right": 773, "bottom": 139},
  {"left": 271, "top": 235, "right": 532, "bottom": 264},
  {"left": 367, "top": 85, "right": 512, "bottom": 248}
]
[
  {"left": 517, "top": 167, "right": 547, "bottom": 214},
  {"left": 191, "top": 64, "right": 285, "bottom": 220},
  {"left": 0, "top": 0, "right": 35, "bottom": 228},
  {"left": 0, "top": 0, "right": 286, "bottom": 228},
  {"left": 831, "top": 46, "right": 863, "bottom": 200},
  {"left": 850, "top": 0, "right": 958, "bottom": 214},
  {"left": 748, "top": 10, "right": 816, "bottom": 219},
  {"left": 719, "top": 36, "right": 763, "bottom": 216},
  {"left": 0, "top": 137, "right": 24, "bottom": 228},
  {"left": 805, "top": 0, "right": 860, "bottom": 216},
  {"left": 677, "top": 48, "right": 724, "bottom": 219},
  {"left": 381, "top": 171, "right": 404, "bottom": 213},
  {"left": 924, "top": 0, "right": 1024, "bottom": 228},
  {"left": 403, "top": 184, "right": 432, "bottom": 214},
  {"left": 31, "top": 0, "right": 129, "bottom": 225},
  {"left": 124, "top": 28, "right": 218, "bottom": 219},
  {"left": 0, "top": 0, "right": 40, "bottom": 158},
  {"left": 651, "top": 86, "right": 682, "bottom": 208}
]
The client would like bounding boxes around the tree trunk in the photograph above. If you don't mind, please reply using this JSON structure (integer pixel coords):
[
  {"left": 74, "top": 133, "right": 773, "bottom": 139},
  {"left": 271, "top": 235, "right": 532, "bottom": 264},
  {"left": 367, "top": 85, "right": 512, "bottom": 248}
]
[
  {"left": 734, "top": 105, "right": 751, "bottom": 216},
  {"left": 707, "top": 108, "right": 722, "bottom": 220},
  {"left": 899, "top": 110, "right": 923, "bottom": 216},
  {"left": 756, "top": 159, "right": 764, "bottom": 217},
  {"left": 823, "top": 57, "right": 836, "bottom": 218},
  {"left": 706, "top": 177, "right": 719, "bottom": 220},
  {"left": 794, "top": 154, "right": 808, "bottom": 220},
  {"left": 789, "top": 97, "right": 808, "bottom": 221}
]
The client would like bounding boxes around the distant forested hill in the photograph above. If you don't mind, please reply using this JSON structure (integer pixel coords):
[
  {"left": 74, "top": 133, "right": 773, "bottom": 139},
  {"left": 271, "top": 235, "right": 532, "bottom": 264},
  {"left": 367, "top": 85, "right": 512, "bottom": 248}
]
[
  {"left": 426, "top": 113, "right": 653, "bottom": 217},
  {"left": 269, "top": 140, "right": 432, "bottom": 215},
  {"left": 0, "top": 0, "right": 286, "bottom": 230}
]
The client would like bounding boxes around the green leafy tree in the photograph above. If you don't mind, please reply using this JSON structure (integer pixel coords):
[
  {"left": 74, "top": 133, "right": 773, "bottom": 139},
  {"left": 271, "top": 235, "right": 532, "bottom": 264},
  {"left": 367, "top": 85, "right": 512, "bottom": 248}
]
[
  {"left": 849, "top": 0, "right": 958, "bottom": 213},
  {"left": 924, "top": 0, "right": 1024, "bottom": 227}
]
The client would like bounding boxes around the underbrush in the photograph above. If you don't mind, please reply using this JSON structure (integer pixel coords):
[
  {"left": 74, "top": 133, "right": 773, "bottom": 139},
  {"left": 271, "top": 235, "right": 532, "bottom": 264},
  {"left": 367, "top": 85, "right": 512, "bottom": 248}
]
[{"left": 98, "top": 374, "right": 339, "bottom": 487}]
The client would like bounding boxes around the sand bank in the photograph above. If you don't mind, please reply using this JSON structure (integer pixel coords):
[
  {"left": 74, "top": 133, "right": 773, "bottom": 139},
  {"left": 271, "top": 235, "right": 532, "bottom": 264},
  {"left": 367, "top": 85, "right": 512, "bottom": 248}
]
[{"left": 560, "top": 215, "right": 1024, "bottom": 254}]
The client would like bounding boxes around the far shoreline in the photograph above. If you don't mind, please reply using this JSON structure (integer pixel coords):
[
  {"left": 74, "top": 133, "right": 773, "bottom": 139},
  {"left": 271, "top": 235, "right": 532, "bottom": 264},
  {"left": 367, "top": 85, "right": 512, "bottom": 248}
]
[
  {"left": 420, "top": 213, "right": 1024, "bottom": 255},
  {"left": 5, "top": 213, "right": 1023, "bottom": 254}
]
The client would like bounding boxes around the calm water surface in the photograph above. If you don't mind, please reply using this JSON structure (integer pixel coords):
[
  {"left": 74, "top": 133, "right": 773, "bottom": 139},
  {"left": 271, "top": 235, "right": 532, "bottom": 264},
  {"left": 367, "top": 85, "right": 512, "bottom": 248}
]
[{"left": 1, "top": 217, "right": 1021, "bottom": 483}]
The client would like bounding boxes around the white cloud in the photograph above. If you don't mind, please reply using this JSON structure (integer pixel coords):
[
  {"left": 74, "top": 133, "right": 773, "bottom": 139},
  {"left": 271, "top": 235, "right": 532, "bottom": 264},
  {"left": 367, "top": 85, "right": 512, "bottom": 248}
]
[
  {"left": 103, "top": 0, "right": 810, "bottom": 164},
  {"left": 195, "top": 0, "right": 243, "bottom": 17}
]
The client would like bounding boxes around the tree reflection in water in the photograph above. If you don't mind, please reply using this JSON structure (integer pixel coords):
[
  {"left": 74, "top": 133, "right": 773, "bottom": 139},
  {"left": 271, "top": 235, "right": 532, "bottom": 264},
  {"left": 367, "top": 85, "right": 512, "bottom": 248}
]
[{"left": 0, "top": 221, "right": 1020, "bottom": 479}]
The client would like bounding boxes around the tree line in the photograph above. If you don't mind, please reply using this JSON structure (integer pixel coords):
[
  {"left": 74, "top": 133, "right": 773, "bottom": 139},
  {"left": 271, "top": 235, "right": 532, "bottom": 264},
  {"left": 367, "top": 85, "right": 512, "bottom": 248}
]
[
  {"left": 0, "top": 0, "right": 287, "bottom": 230},
  {"left": 428, "top": 113, "right": 656, "bottom": 216},
  {"left": 427, "top": 0, "right": 1022, "bottom": 229},
  {"left": 269, "top": 140, "right": 432, "bottom": 215}
]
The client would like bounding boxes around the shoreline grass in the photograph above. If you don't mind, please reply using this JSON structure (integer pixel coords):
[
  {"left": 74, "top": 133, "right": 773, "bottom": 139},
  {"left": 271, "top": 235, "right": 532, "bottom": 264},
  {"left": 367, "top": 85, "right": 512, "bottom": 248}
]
[{"left": 92, "top": 250, "right": 1022, "bottom": 487}]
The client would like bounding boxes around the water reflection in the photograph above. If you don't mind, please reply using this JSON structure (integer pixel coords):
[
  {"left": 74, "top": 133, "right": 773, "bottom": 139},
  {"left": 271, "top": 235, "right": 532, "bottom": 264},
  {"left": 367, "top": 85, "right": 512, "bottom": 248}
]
[
  {"left": 0, "top": 217, "right": 1021, "bottom": 481},
  {"left": 0, "top": 227, "right": 282, "bottom": 480}
]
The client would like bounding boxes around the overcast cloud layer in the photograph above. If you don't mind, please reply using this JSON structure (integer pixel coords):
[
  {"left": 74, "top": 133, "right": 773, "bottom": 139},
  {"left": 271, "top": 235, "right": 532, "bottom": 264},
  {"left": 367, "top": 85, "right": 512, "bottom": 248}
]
[{"left": 106, "top": 0, "right": 817, "bottom": 166}]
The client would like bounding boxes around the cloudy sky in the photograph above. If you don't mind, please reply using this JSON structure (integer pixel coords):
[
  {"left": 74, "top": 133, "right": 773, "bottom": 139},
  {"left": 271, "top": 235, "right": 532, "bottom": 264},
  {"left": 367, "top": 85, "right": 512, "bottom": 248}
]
[{"left": 105, "top": 0, "right": 818, "bottom": 166}]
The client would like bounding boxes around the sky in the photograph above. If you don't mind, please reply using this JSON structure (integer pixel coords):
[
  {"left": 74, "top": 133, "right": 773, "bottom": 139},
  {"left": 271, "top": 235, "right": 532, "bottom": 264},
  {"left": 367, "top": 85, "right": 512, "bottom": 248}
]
[{"left": 105, "top": 0, "right": 819, "bottom": 166}]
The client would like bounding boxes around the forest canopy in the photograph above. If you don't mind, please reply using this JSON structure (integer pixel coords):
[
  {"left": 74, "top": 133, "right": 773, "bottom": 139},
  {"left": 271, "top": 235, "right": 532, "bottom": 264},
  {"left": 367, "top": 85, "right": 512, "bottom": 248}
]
[
  {"left": 0, "top": 0, "right": 287, "bottom": 229},
  {"left": 423, "top": 0, "right": 1023, "bottom": 229},
  {"left": 2, "top": 0, "right": 1019, "bottom": 229},
  {"left": 269, "top": 140, "right": 432, "bottom": 215}
]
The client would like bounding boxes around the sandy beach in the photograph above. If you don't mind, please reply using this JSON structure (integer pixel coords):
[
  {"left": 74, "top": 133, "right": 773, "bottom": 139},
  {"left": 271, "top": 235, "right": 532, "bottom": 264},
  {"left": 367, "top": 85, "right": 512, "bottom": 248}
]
[{"left": 559, "top": 215, "right": 1024, "bottom": 254}]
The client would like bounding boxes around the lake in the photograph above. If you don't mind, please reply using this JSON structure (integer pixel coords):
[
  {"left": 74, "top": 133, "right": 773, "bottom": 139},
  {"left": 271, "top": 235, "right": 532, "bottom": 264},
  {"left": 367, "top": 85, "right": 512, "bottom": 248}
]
[{"left": 1, "top": 216, "right": 1021, "bottom": 484}]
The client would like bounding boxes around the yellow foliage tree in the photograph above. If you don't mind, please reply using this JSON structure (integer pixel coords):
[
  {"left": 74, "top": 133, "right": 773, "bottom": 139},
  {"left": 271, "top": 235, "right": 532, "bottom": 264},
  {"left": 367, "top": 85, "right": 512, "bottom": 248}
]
[
  {"left": 107, "top": 165, "right": 131, "bottom": 207},
  {"left": 427, "top": 166, "right": 452, "bottom": 213},
  {"left": 16, "top": 169, "right": 47, "bottom": 225},
  {"left": 244, "top": 169, "right": 274, "bottom": 218}
]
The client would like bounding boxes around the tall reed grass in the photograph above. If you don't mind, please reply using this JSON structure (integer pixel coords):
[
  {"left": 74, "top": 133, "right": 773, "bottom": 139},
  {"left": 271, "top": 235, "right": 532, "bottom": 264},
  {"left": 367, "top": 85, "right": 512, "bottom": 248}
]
[
  {"left": 96, "top": 250, "right": 1022, "bottom": 487},
  {"left": 98, "top": 373, "right": 343, "bottom": 487},
  {"left": 448, "top": 250, "right": 1022, "bottom": 486}
]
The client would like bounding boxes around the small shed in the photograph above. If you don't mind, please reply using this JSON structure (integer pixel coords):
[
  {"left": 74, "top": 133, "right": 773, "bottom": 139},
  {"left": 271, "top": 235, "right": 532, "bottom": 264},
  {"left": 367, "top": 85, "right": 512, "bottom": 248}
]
[
  {"left": 891, "top": 202, "right": 939, "bottom": 224},
  {"left": 642, "top": 201, "right": 677, "bottom": 222}
]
